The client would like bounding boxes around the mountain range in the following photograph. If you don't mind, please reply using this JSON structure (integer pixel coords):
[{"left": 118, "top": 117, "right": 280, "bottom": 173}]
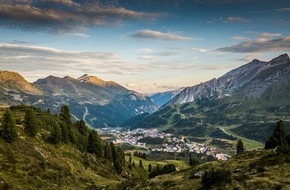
[
  {"left": 124, "top": 54, "right": 290, "bottom": 144},
  {"left": 165, "top": 54, "right": 290, "bottom": 107},
  {"left": 0, "top": 72, "right": 158, "bottom": 128}
]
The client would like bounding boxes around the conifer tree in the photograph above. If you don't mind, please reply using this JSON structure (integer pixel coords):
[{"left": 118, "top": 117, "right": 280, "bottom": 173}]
[
  {"left": 59, "top": 105, "right": 71, "bottom": 127},
  {"left": 236, "top": 139, "right": 245, "bottom": 154},
  {"left": 104, "top": 142, "right": 113, "bottom": 162},
  {"left": 110, "top": 142, "right": 117, "bottom": 162},
  {"left": 139, "top": 160, "right": 144, "bottom": 168},
  {"left": 50, "top": 121, "right": 62, "bottom": 144},
  {"left": 117, "top": 147, "right": 125, "bottom": 167},
  {"left": 24, "top": 109, "right": 38, "bottom": 137},
  {"left": 87, "top": 130, "right": 103, "bottom": 157},
  {"left": 1, "top": 109, "right": 17, "bottom": 142},
  {"left": 148, "top": 164, "right": 152, "bottom": 172},
  {"left": 110, "top": 142, "right": 122, "bottom": 172},
  {"left": 265, "top": 120, "right": 287, "bottom": 149},
  {"left": 59, "top": 122, "right": 69, "bottom": 143},
  {"left": 76, "top": 120, "right": 87, "bottom": 136}
]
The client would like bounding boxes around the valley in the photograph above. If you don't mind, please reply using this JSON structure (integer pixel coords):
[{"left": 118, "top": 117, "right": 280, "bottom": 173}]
[{"left": 1, "top": 54, "right": 290, "bottom": 190}]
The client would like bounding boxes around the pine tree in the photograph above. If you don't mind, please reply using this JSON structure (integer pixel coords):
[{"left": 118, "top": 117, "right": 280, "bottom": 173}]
[
  {"left": 265, "top": 120, "right": 287, "bottom": 149},
  {"left": 104, "top": 142, "right": 113, "bottom": 162},
  {"left": 110, "top": 142, "right": 117, "bottom": 162},
  {"left": 24, "top": 109, "right": 38, "bottom": 137},
  {"left": 139, "top": 160, "right": 143, "bottom": 168},
  {"left": 110, "top": 142, "right": 123, "bottom": 172},
  {"left": 59, "top": 122, "right": 69, "bottom": 143},
  {"left": 1, "top": 109, "right": 18, "bottom": 142},
  {"left": 76, "top": 120, "right": 87, "bottom": 136},
  {"left": 236, "top": 139, "right": 245, "bottom": 154},
  {"left": 148, "top": 164, "right": 152, "bottom": 172},
  {"left": 117, "top": 147, "right": 125, "bottom": 167},
  {"left": 87, "top": 130, "right": 103, "bottom": 157},
  {"left": 50, "top": 121, "right": 62, "bottom": 144},
  {"left": 59, "top": 105, "right": 71, "bottom": 127}
]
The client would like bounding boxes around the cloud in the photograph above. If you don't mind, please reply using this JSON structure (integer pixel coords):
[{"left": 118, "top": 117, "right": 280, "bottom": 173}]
[
  {"left": 277, "top": 7, "right": 290, "bottom": 11},
  {"left": 0, "top": 43, "right": 202, "bottom": 82},
  {"left": 153, "top": 83, "right": 181, "bottom": 90},
  {"left": 231, "top": 35, "right": 249, "bottom": 41},
  {"left": 216, "top": 35, "right": 290, "bottom": 53},
  {"left": 128, "top": 30, "right": 194, "bottom": 41},
  {"left": 0, "top": 43, "right": 156, "bottom": 81},
  {"left": 191, "top": 48, "right": 209, "bottom": 53},
  {"left": 125, "top": 83, "right": 139, "bottom": 88},
  {"left": 0, "top": 0, "right": 163, "bottom": 33},
  {"left": 220, "top": 16, "right": 247, "bottom": 23},
  {"left": 258, "top": 32, "right": 282, "bottom": 38},
  {"left": 70, "top": 33, "right": 91, "bottom": 38}
]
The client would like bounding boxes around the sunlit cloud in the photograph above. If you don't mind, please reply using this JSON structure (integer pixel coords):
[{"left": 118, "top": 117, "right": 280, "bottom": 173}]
[
  {"left": 191, "top": 47, "right": 209, "bottom": 53},
  {"left": 128, "top": 30, "right": 195, "bottom": 41},
  {"left": 153, "top": 83, "right": 182, "bottom": 90},
  {"left": 231, "top": 35, "right": 249, "bottom": 41},
  {"left": 216, "top": 34, "right": 290, "bottom": 53}
]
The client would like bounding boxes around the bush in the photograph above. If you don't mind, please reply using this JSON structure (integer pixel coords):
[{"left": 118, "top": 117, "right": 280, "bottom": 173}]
[{"left": 201, "top": 168, "right": 232, "bottom": 189}]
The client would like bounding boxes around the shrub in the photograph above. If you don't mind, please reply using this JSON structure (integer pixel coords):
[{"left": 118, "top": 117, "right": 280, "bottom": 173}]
[{"left": 201, "top": 168, "right": 232, "bottom": 189}]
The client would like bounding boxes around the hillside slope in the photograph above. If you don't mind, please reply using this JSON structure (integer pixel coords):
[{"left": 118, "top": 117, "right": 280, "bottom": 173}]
[
  {"left": 0, "top": 106, "right": 124, "bottom": 190},
  {"left": 127, "top": 150, "right": 290, "bottom": 190}
]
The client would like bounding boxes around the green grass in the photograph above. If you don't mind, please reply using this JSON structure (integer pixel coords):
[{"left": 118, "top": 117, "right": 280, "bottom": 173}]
[
  {"left": 125, "top": 155, "right": 190, "bottom": 171},
  {"left": 223, "top": 125, "right": 264, "bottom": 150},
  {"left": 126, "top": 149, "right": 290, "bottom": 190}
]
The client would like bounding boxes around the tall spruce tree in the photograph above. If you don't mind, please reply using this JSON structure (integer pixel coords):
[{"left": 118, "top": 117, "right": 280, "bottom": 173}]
[
  {"left": 59, "top": 122, "right": 69, "bottom": 143},
  {"left": 265, "top": 120, "right": 287, "bottom": 149},
  {"left": 110, "top": 142, "right": 122, "bottom": 172},
  {"left": 59, "top": 105, "right": 71, "bottom": 127},
  {"left": 1, "top": 109, "right": 17, "bottom": 142},
  {"left": 236, "top": 139, "right": 245, "bottom": 154},
  {"left": 76, "top": 120, "right": 87, "bottom": 136},
  {"left": 24, "top": 109, "right": 38, "bottom": 137},
  {"left": 87, "top": 130, "right": 103, "bottom": 157},
  {"left": 50, "top": 121, "right": 62, "bottom": 144},
  {"left": 104, "top": 142, "right": 113, "bottom": 162}
]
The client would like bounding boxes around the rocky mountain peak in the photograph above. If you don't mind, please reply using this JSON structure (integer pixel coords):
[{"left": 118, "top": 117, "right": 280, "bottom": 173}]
[
  {"left": 267, "top": 53, "right": 289, "bottom": 66},
  {"left": 76, "top": 74, "right": 123, "bottom": 89},
  {"left": 0, "top": 70, "right": 43, "bottom": 95},
  {"left": 164, "top": 54, "right": 290, "bottom": 107}
]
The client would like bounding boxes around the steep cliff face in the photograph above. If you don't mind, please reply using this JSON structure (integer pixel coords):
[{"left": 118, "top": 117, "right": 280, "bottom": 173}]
[{"left": 165, "top": 54, "right": 290, "bottom": 107}]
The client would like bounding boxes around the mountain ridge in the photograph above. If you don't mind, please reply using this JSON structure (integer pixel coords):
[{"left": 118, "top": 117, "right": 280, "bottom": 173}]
[
  {"left": 165, "top": 54, "right": 290, "bottom": 107},
  {"left": 0, "top": 72, "right": 158, "bottom": 128}
]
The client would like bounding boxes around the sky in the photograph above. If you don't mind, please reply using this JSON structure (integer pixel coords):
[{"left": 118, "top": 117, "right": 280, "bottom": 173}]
[{"left": 0, "top": 0, "right": 290, "bottom": 94}]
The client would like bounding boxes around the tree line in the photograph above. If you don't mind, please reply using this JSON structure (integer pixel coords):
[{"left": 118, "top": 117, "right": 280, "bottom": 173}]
[{"left": 0, "top": 105, "right": 126, "bottom": 173}]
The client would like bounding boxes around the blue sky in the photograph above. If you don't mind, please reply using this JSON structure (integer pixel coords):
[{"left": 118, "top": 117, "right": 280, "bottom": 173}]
[{"left": 0, "top": 0, "right": 290, "bottom": 93}]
